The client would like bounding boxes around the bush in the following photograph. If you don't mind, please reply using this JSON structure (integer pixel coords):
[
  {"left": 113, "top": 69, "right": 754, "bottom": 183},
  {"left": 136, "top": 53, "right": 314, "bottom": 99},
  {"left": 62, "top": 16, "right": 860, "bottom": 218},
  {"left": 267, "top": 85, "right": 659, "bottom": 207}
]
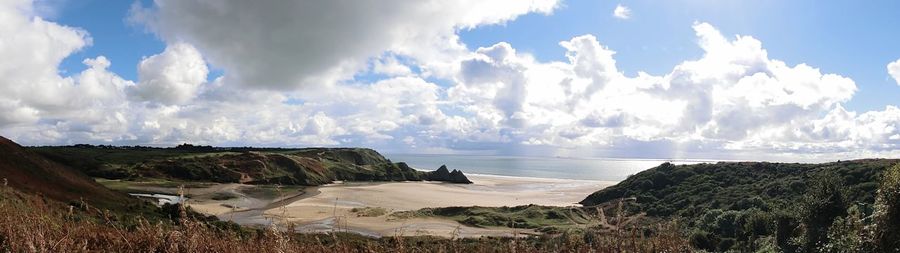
[
  {"left": 717, "top": 238, "right": 736, "bottom": 252},
  {"left": 689, "top": 230, "right": 717, "bottom": 251},
  {"left": 822, "top": 205, "right": 873, "bottom": 252},
  {"left": 713, "top": 210, "right": 742, "bottom": 238},
  {"left": 730, "top": 197, "right": 769, "bottom": 211},
  {"left": 873, "top": 164, "right": 900, "bottom": 252},
  {"left": 775, "top": 211, "right": 799, "bottom": 252},
  {"left": 798, "top": 173, "right": 848, "bottom": 252},
  {"left": 461, "top": 216, "right": 489, "bottom": 227},
  {"left": 743, "top": 210, "right": 773, "bottom": 237}
]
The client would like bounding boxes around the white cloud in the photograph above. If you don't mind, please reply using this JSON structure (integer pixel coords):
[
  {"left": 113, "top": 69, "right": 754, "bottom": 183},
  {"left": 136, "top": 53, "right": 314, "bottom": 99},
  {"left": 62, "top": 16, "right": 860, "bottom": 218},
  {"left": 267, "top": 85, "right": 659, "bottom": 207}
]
[
  {"left": 130, "top": 0, "right": 559, "bottom": 90},
  {"left": 446, "top": 22, "right": 894, "bottom": 158},
  {"left": 888, "top": 58, "right": 900, "bottom": 86},
  {"left": 129, "top": 42, "right": 208, "bottom": 105},
  {"left": 372, "top": 55, "right": 413, "bottom": 77},
  {"left": 0, "top": 0, "right": 897, "bottom": 160},
  {"left": 613, "top": 4, "right": 631, "bottom": 19},
  {"left": 0, "top": 0, "right": 132, "bottom": 128}
]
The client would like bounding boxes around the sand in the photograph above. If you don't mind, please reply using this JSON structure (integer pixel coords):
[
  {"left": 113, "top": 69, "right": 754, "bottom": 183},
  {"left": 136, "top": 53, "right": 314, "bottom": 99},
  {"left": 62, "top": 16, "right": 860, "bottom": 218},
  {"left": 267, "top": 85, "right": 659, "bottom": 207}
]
[
  {"left": 115, "top": 174, "right": 615, "bottom": 238},
  {"left": 264, "top": 174, "right": 614, "bottom": 237},
  {"left": 280, "top": 174, "right": 611, "bottom": 211}
]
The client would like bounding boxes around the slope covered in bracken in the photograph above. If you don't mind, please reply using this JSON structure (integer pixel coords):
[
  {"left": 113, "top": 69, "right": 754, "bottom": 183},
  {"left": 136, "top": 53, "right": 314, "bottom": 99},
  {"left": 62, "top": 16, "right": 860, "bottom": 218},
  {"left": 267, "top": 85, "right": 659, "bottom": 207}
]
[{"left": 0, "top": 136, "right": 131, "bottom": 208}]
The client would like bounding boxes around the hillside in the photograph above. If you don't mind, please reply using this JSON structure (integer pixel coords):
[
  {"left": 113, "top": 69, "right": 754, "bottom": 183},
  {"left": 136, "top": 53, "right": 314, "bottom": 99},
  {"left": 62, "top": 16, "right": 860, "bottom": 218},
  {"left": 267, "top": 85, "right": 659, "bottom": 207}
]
[
  {"left": 580, "top": 159, "right": 898, "bottom": 213},
  {"left": 580, "top": 159, "right": 900, "bottom": 252},
  {"left": 0, "top": 136, "right": 133, "bottom": 208},
  {"left": 30, "top": 145, "right": 471, "bottom": 185}
]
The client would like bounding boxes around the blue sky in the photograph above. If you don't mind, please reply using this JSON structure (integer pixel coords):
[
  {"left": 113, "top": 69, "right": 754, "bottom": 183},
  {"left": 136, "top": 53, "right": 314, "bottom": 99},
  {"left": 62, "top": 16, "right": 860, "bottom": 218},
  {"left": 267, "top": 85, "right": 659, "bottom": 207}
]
[
  {"left": 460, "top": 0, "right": 900, "bottom": 112},
  {"left": 52, "top": 0, "right": 900, "bottom": 112},
  {"left": 1, "top": 0, "right": 898, "bottom": 160}
]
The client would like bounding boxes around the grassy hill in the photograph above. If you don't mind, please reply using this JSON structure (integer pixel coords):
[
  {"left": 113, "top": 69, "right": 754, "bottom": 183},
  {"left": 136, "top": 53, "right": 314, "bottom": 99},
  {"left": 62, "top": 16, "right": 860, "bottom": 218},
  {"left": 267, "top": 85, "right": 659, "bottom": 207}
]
[
  {"left": 581, "top": 159, "right": 897, "bottom": 215},
  {"left": 0, "top": 136, "right": 137, "bottom": 209},
  {"left": 580, "top": 159, "right": 900, "bottom": 252},
  {"left": 30, "top": 145, "right": 469, "bottom": 185}
]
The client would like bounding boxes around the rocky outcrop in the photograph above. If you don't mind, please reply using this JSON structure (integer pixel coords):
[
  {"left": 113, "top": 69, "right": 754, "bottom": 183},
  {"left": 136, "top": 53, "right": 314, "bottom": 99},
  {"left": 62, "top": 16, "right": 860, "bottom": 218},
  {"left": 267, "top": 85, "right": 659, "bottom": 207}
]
[
  {"left": 428, "top": 165, "right": 451, "bottom": 180},
  {"left": 426, "top": 165, "right": 473, "bottom": 184},
  {"left": 448, "top": 169, "right": 473, "bottom": 184}
]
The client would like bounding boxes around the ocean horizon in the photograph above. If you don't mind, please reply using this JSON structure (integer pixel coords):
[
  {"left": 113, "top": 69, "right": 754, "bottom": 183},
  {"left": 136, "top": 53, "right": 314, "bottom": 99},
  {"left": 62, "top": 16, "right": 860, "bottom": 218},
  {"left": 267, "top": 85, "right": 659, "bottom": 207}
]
[{"left": 386, "top": 154, "right": 709, "bottom": 181}]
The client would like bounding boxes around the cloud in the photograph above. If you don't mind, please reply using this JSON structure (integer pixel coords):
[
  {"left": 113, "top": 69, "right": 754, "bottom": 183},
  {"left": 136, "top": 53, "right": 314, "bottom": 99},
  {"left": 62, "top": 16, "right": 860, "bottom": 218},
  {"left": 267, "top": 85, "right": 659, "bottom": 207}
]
[
  {"left": 613, "top": 4, "right": 631, "bottom": 19},
  {"left": 0, "top": 0, "right": 896, "bottom": 160},
  {"left": 372, "top": 55, "right": 413, "bottom": 77},
  {"left": 128, "top": 42, "right": 209, "bottom": 105},
  {"left": 889, "top": 58, "right": 900, "bottom": 86},
  {"left": 130, "top": 0, "right": 559, "bottom": 90},
  {"left": 447, "top": 22, "right": 892, "bottom": 158},
  {"left": 0, "top": 0, "right": 132, "bottom": 128}
]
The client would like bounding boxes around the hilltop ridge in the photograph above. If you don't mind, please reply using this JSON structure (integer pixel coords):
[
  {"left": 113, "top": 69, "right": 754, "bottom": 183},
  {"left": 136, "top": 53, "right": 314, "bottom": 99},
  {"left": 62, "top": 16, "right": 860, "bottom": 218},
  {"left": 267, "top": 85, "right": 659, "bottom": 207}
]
[{"left": 30, "top": 144, "right": 472, "bottom": 185}]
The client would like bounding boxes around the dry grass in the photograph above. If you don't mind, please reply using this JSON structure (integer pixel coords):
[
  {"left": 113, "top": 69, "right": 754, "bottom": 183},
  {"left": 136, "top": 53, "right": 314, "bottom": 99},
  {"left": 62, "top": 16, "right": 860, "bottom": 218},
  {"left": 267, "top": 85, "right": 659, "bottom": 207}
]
[{"left": 0, "top": 184, "right": 692, "bottom": 253}]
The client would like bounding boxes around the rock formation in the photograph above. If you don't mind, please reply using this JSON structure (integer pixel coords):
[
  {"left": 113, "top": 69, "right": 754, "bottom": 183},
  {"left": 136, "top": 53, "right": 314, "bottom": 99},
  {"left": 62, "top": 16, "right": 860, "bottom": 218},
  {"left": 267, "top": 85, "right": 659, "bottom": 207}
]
[{"left": 426, "top": 165, "right": 473, "bottom": 184}]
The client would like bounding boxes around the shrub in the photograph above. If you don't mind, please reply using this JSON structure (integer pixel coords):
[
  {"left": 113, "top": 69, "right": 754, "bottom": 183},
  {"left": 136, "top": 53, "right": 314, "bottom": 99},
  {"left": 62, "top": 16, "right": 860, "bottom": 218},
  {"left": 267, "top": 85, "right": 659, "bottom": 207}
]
[
  {"left": 717, "top": 238, "right": 736, "bottom": 252},
  {"left": 744, "top": 210, "right": 773, "bottom": 238},
  {"left": 689, "top": 230, "right": 717, "bottom": 251},
  {"left": 822, "top": 205, "right": 873, "bottom": 252},
  {"left": 775, "top": 211, "right": 799, "bottom": 252},
  {"left": 873, "top": 164, "right": 900, "bottom": 252}
]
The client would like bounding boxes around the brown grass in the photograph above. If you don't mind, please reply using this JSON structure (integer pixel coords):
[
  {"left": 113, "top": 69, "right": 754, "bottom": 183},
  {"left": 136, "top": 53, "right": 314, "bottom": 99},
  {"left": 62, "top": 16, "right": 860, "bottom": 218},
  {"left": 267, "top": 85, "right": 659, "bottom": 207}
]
[
  {"left": 0, "top": 136, "right": 132, "bottom": 209},
  {"left": 0, "top": 184, "right": 692, "bottom": 252}
]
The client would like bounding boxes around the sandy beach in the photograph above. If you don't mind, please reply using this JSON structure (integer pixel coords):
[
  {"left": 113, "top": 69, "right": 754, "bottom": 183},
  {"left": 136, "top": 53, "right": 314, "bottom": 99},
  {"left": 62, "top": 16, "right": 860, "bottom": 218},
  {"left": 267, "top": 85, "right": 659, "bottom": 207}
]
[
  {"left": 264, "top": 174, "right": 614, "bottom": 237},
  {"left": 279, "top": 174, "right": 612, "bottom": 211},
  {"left": 115, "top": 174, "right": 615, "bottom": 238}
]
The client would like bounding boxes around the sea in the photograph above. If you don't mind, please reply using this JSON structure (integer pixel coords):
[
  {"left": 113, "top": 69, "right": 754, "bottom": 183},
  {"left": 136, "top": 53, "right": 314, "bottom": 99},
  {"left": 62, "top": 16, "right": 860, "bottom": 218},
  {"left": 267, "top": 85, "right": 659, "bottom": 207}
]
[{"left": 385, "top": 154, "right": 711, "bottom": 182}]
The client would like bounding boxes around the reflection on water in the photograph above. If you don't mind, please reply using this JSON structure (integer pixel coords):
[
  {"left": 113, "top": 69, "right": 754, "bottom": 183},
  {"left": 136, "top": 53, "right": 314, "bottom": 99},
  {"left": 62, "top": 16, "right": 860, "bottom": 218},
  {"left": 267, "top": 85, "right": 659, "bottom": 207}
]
[
  {"left": 386, "top": 154, "right": 707, "bottom": 181},
  {"left": 129, "top": 193, "right": 184, "bottom": 206}
]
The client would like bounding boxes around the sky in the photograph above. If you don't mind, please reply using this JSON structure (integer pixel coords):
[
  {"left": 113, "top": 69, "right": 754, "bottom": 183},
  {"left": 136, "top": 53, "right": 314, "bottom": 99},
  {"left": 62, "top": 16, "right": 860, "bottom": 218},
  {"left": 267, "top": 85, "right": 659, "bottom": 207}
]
[{"left": 0, "top": 0, "right": 898, "bottom": 161}]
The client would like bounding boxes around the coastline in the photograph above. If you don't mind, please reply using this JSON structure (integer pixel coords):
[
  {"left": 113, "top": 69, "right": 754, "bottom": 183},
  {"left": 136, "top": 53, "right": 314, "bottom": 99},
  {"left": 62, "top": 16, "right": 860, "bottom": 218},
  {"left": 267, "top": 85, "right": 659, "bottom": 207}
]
[
  {"left": 113, "top": 173, "right": 616, "bottom": 238},
  {"left": 264, "top": 174, "right": 614, "bottom": 237}
]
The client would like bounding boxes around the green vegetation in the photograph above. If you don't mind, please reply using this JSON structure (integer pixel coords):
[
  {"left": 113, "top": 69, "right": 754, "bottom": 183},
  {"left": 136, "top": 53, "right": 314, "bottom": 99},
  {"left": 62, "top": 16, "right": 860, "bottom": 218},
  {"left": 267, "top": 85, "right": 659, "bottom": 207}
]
[
  {"left": 395, "top": 205, "right": 594, "bottom": 230},
  {"left": 30, "top": 145, "right": 469, "bottom": 186},
  {"left": 581, "top": 159, "right": 900, "bottom": 252},
  {"left": 350, "top": 207, "right": 389, "bottom": 217},
  {"left": 873, "top": 163, "right": 900, "bottom": 252}
]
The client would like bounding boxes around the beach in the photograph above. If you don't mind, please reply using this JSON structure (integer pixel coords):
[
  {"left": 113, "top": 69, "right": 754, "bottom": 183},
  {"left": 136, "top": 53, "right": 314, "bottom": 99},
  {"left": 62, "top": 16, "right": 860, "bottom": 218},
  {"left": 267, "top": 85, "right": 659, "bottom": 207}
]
[{"left": 174, "top": 174, "right": 615, "bottom": 237}]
